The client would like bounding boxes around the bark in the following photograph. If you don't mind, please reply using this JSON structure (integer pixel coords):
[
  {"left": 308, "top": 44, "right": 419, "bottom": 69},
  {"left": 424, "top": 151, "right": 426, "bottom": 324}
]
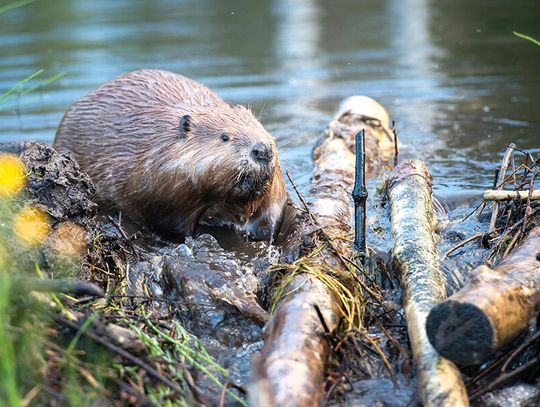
[
  {"left": 426, "top": 226, "right": 540, "bottom": 366},
  {"left": 483, "top": 189, "right": 540, "bottom": 201},
  {"left": 387, "top": 160, "right": 469, "bottom": 407},
  {"left": 249, "top": 97, "right": 394, "bottom": 407}
]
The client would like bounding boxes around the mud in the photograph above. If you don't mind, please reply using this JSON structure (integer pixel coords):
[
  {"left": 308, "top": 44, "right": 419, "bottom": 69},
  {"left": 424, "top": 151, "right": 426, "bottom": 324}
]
[
  {"left": 1, "top": 141, "right": 96, "bottom": 222},
  {"left": 1, "top": 141, "right": 274, "bottom": 390},
  {"left": 3, "top": 141, "right": 538, "bottom": 406}
]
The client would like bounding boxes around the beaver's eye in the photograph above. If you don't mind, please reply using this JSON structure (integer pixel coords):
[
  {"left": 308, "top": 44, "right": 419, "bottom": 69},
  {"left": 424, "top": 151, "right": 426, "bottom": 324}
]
[{"left": 221, "top": 133, "right": 230, "bottom": 142}]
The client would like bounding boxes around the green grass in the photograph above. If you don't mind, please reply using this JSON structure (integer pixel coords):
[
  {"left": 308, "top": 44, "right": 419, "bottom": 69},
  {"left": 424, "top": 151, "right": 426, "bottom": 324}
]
[
  {"left": 513, "top": 31, "right": 540, "bottom": 47},
  {"left": 0, "top": 0, "right": 36, "bottom": 15}
]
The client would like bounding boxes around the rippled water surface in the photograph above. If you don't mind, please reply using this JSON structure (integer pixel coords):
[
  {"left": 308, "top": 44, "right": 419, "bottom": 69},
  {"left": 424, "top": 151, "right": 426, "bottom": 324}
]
[{"left": 1, "top": 0, "right": 539, "bottom": 197}]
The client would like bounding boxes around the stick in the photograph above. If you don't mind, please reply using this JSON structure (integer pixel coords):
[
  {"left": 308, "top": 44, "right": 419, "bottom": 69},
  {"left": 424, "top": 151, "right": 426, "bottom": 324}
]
[
  {"left": 392, "top": 122, "right": 398, "bottom": 167},
  {"left": 441, "top": 233, "right": 483, "bottom": 260},
  {"left": 14, "top": 278, "right": 104, "bottom": 297},
  {"left": 57, "top": 316, "right": 185, "bottom": 396},
  {"left": 489, "top": 144, "right": 516, "bottom": 232},
  {"left": 483, "top": 189, "right": 540, "bottom": 201},
  {"left": 469, "top": 356, "right": 539, "bottom": 400},
  {"left": 352, "top": 130, "right": 368, "bottom": 262}
]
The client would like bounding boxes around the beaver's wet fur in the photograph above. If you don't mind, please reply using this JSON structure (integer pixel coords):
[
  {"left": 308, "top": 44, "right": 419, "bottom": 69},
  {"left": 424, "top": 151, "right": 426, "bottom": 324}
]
[{"left": 54, "top": 69, "right": 287, "bottom": 240}]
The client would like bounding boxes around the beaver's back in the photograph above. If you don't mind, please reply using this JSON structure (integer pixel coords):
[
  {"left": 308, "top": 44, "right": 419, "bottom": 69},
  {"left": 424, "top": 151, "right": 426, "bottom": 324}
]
[
  {"left": 53, "top": 70, "right": 227, "bottom": 208},
  {"left": 81, "top": 69, "right": 225, "bottom": 110}
]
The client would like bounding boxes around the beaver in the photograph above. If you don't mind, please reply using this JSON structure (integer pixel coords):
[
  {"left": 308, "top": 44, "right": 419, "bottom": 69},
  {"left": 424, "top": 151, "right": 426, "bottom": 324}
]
[{"left": 54, "top": 69, "right": 288, "bottom": 240}]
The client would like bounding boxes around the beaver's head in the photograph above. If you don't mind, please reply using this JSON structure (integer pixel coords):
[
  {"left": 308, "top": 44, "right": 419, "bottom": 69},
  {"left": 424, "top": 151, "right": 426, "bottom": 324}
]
[{"left": 168, "top": 104, "right": 279, "bottom": 201}]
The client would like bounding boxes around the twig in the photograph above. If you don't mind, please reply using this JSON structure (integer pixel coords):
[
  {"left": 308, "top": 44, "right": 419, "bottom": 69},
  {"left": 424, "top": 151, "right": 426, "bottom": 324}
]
[
  {"left": 21, "top": 385, "right": 41, "bottom": 407},
  {"left": 57, "top": 316, "right": 185, "bottom": 396},
  {"left": 107, "top": 214, "right": 142, "bottom": 259},
  {"left": 219, "top": 382, "right": 230, "bottom": 407},
  {"left": 469, "top": 356, "right": 539, "bottom": 400},
  {"left": 109, "top": 293, "right": 184, "bottom": 304},
  {"left": 501, "top": 330, "right": 540, "bottom": 372},
  {"left": 495, "top": 163, "right": 528, "bottom": 189},
  {"left": 489, "top": 143, "right": 516, "bottom": 232},
  {"left": 339, "top": 256, "right": 383, "bottom": 304},
  {"left": 13, "top": 278, "right": 104, "bottom": 297},
  {"left": 116, "top": 380, "right": 150, "bottom": 404},
  {"left": 313, "top": 304, "right": 331, "bottom": 335},
  {"left": 521, "top": 175, "right": 535, "bottom": 234},
  {"left": 502, "top": 229, "right": 522, "bottom": 257},
  {"left": 483, "top": 189, "right": 540, "bottom": 201},
  {"left": 352, "top": 130, "right": 368, "bottom": 263},
  {"left": 377, "top": 257, "right": 395, "bottom": 290},
  {"left": 181, "top": 367, "right": 213, "bottom": 406},
  {"left": 374, "top": 318, "right": 407, "bottom": 359},
  {"left": 355, "top": 328, "right": 397, "bottom": 385},
  {"left": 441, "top": 233, "right": 483, "bottom": 260},
  {"left": 392, "top": 121, "right": 399, "bottom": 167}
]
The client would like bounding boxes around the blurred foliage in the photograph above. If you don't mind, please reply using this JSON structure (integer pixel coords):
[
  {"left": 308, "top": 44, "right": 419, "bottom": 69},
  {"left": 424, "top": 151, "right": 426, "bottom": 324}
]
[
  {"left": 0, "top": 153, "right": 52, "bottom": 405},
  {"left": 513, "top": 31, "right": 540, "bottom": 47}
]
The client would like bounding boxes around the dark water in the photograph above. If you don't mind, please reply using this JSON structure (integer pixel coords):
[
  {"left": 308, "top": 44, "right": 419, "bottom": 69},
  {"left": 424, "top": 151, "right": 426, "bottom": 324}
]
[{"left": 1, "top": 0, "right": 539, "bottom": 197}]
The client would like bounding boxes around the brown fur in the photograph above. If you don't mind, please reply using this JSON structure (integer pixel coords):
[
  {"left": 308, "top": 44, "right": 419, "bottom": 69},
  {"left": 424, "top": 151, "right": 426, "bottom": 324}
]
[{"left": 54, "top": 69, "right": 287, "bottom": 240}]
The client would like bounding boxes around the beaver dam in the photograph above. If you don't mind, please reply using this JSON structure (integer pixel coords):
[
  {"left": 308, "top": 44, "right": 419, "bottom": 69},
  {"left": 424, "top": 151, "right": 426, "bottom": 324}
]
[
  {"left": 1, "top": 90, "right": 539, "bottom": 406},
  {"left": 2, "top": 1, "right": 540, "bottom": 406}
]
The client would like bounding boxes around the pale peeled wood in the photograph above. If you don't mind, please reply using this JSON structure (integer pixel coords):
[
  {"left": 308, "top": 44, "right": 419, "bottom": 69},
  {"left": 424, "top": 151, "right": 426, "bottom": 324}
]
[
  {"left": 249, "top": 96, "right": 393, "bottom": 407},
  {"left": 483, "top": 189, "right": 540, "bottom": 201},
  {"left": 387, "top": 160, "right": 469, "bottom": 407},
  {"left": 427, "top": 226, "right": 540, "bottom": 366}
]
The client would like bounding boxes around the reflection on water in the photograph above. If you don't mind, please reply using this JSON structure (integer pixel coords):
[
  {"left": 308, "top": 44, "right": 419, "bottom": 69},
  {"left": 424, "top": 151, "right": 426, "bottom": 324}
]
[{"left": 0, "top": 0, "right": 539, "bottom": 197}]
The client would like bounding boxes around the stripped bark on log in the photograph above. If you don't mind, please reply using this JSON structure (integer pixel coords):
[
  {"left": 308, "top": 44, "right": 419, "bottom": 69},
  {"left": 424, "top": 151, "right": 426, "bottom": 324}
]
[
  {"left": 249, "top": 96, "right": 394, "bottom": 406},
  {"left": 427, "top": 225, "right": 540, "bottom": 366},
  {"left": 387, "top": 160, "right": 469, "bottom": 407},
  {"left": 483, "top": 189, "right": 540, "bottom": 201}
]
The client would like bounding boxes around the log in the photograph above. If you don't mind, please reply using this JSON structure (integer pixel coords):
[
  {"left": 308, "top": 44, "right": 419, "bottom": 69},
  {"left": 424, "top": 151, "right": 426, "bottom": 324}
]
[
  {"left": 249, "top": 96, "right": 394, "bottom": 407},
  {"left": 426, "top": 225, "right": 540, "bottom": 366},
  {"left": 387, "top": 160, "right": 469, "bottom": 407},
  {"left": 483, "top": 189, "right": 540, "bottom": 201}
]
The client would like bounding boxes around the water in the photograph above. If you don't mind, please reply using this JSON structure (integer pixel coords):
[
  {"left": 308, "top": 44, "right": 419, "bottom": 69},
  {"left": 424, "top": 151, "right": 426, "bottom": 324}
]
[{"left": 1, "top": 0, "right": 539, "bottom": 198}]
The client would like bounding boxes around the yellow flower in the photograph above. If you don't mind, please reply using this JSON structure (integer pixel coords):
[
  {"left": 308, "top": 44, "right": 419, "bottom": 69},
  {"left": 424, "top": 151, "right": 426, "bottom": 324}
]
[
  {"left": 13, "top": 206, "right": 50, "bottom": 247},
  {"left": 0, "top": 154, "right": 26, "bottom": 198}
]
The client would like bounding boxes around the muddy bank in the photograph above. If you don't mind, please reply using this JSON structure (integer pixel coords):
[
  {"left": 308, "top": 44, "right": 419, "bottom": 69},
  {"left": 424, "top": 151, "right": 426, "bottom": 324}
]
[{"left": 1, "top": 141, "right": 274, "bottom": 404}]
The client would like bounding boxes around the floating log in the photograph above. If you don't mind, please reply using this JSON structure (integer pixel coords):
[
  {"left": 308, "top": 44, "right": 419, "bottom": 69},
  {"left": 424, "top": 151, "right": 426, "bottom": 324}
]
[
  {"left": 387, "top": 160, "right": 469, "bottom": 407},
  {"left": 426, "top": 225, "right": 540, "bottom": 366},
  {"left": 249, "top": 96, "right": 394, "bottom": 406},
  {"left": 483, "top": 189, "right": 540, "bottom": 201}
]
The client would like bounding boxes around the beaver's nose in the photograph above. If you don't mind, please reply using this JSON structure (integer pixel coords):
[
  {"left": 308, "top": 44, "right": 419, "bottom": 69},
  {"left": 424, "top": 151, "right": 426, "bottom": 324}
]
[{"left": 251, "top": 142, "right": 273, "bottom": 163}]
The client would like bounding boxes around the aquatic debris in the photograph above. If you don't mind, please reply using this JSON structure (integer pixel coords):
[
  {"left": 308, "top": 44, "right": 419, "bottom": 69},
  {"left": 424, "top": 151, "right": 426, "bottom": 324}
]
[{"left": 427, "top": 225, "right": 540, "bottom": 366}]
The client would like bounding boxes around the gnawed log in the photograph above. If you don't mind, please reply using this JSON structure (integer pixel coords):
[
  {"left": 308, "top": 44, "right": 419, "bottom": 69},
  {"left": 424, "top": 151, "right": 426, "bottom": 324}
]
[
  {"left": 249, "top": 96, "right": 394, "bottom": 406},
  {"left": 387, "top": 160, "right": 469, "bottom": 407},
  {"left": 426, "top": 225, "right": 540, "bottom": 366},
  {"left": 483, "top": 189, "right": 540, "bottom": 201}
]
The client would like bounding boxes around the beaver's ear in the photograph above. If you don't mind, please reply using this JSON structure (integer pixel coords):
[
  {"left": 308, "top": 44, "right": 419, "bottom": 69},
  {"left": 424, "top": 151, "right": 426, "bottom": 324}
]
[{"left": 179, "top": 115, "right": 191, "bottom": 138}]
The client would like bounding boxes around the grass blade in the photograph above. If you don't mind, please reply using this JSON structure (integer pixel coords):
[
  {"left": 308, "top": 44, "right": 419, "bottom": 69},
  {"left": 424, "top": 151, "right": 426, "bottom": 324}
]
[
  {"left": 0, "top": 0, "right": 36, "bottom": 14},
  {"left": 513, "top": 31, "right": 540, "bottom": 47}
]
